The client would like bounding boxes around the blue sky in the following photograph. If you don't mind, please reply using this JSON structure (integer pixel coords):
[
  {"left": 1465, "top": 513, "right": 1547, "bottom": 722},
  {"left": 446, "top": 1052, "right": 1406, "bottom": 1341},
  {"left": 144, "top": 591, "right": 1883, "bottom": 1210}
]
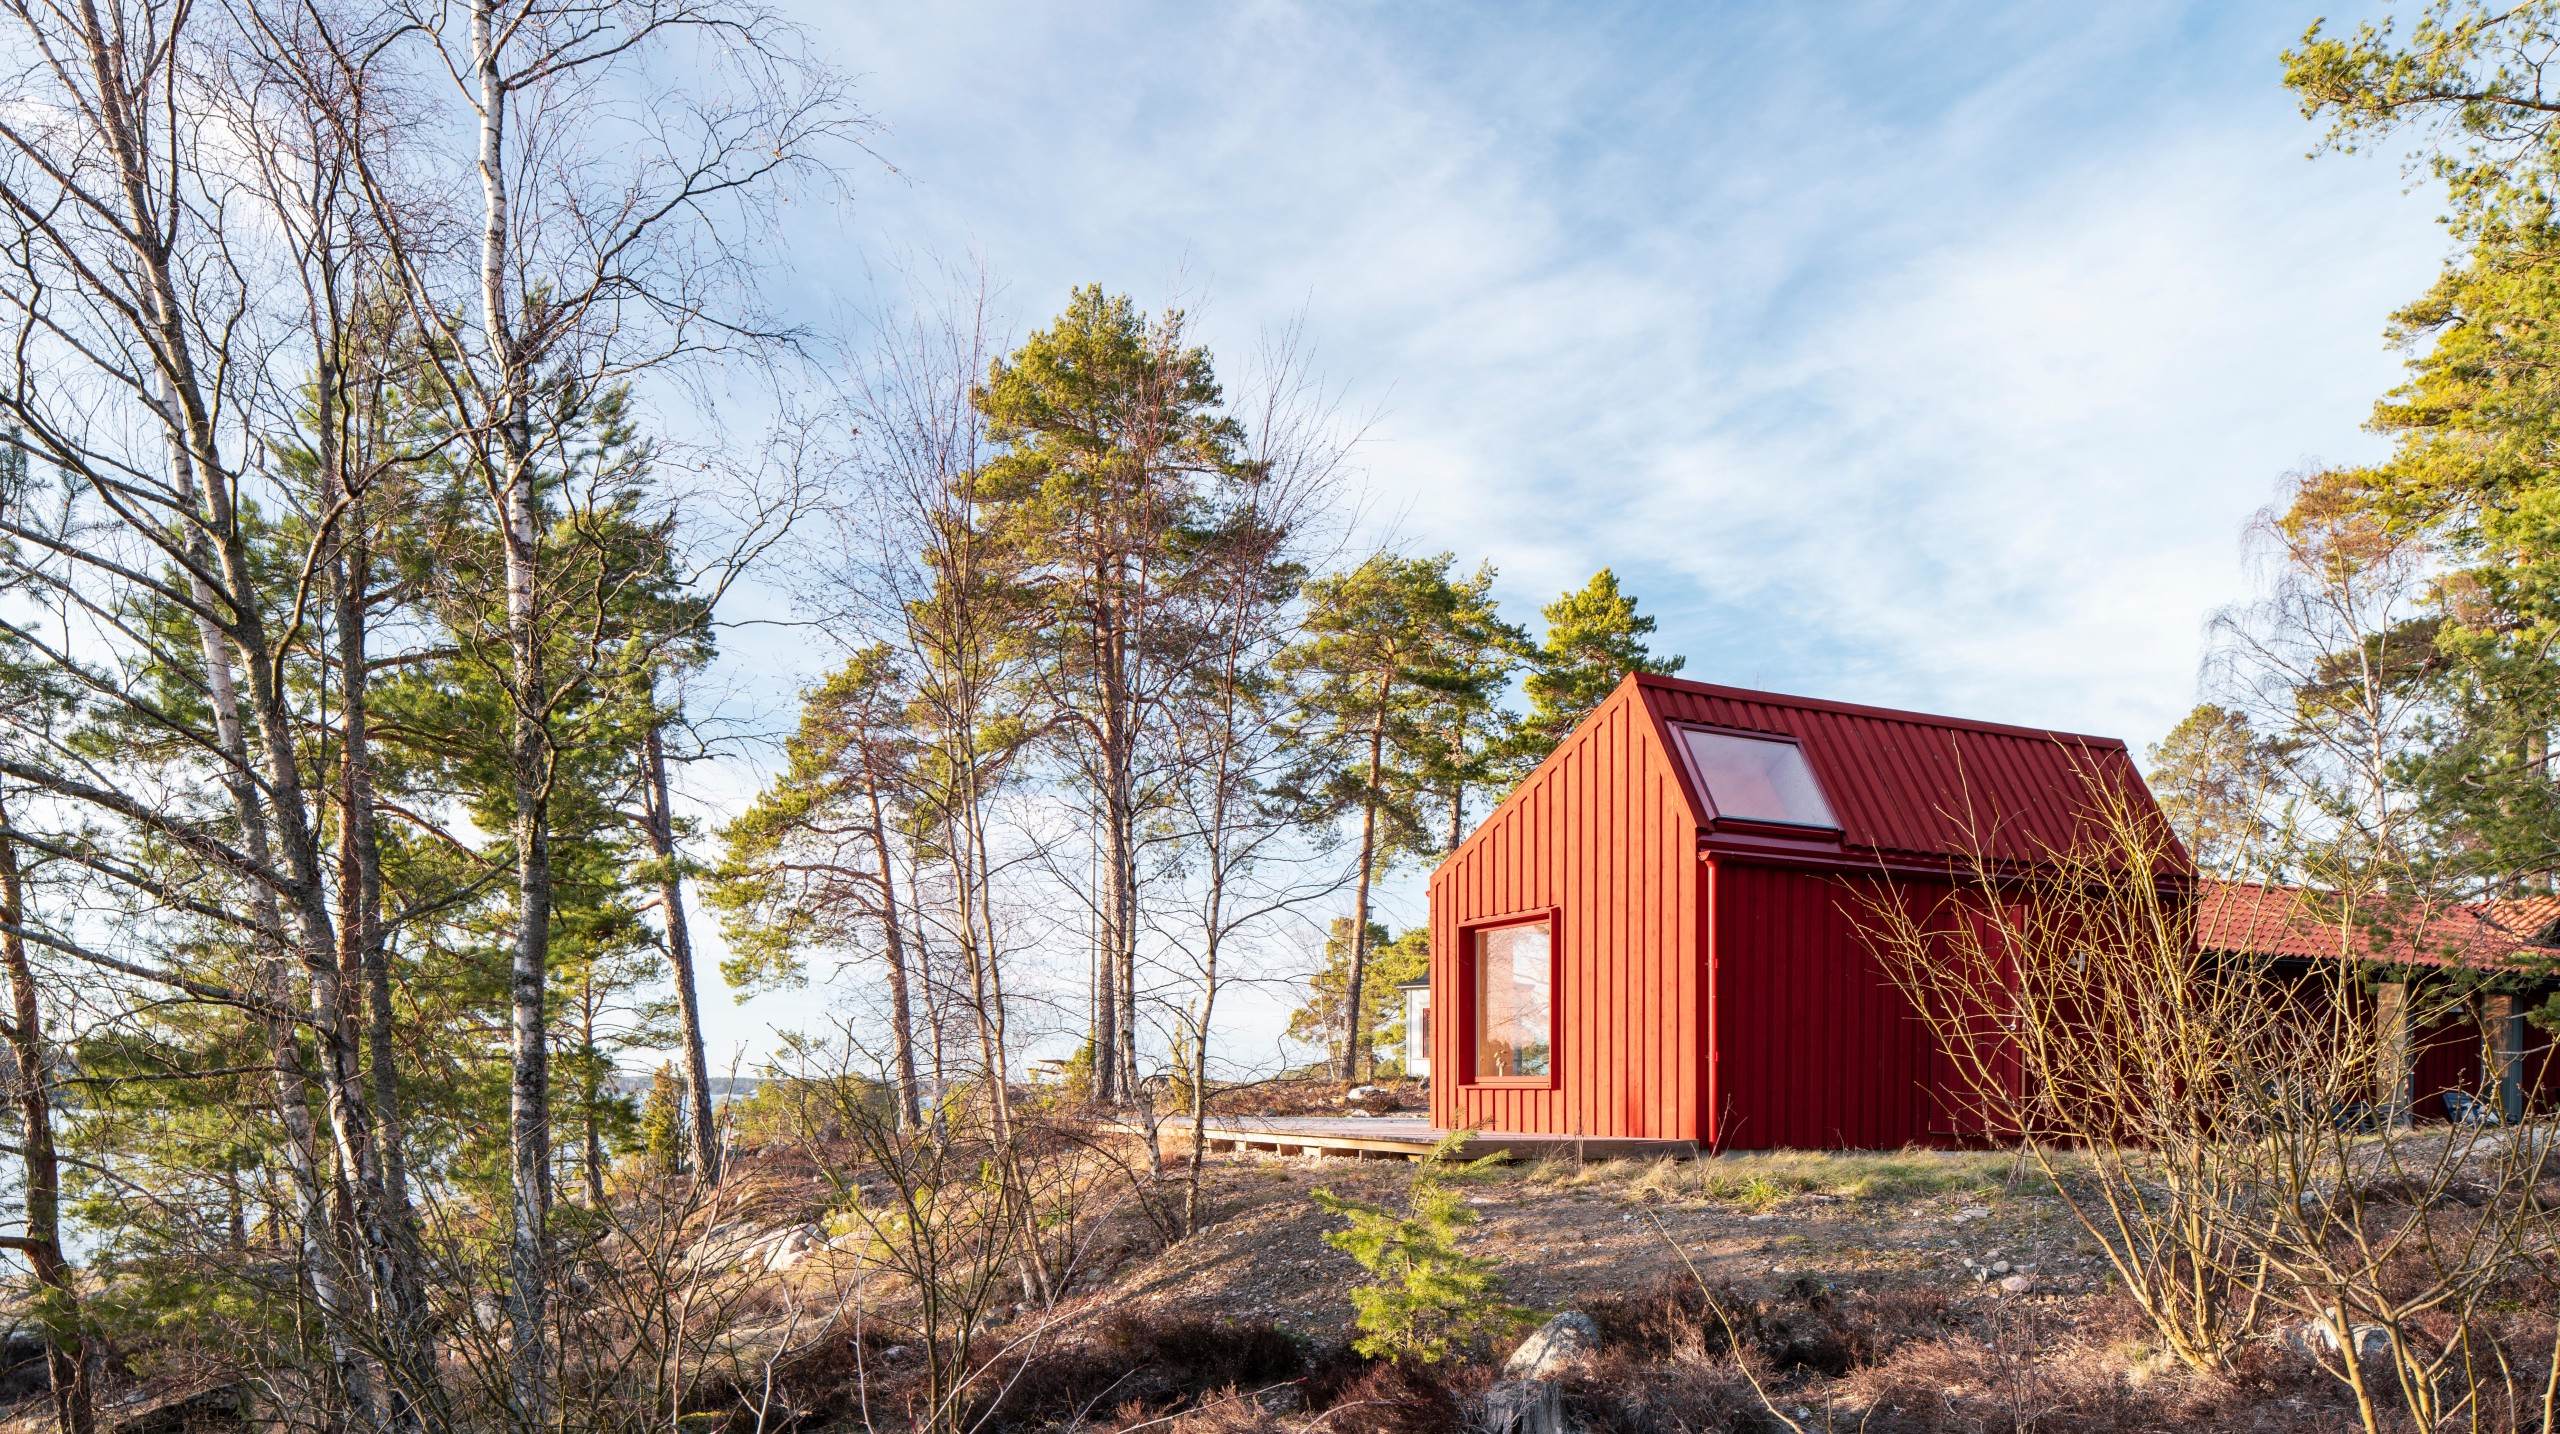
[{"left": 684, "top": 0, "right": 2449, "bottom": 1067}]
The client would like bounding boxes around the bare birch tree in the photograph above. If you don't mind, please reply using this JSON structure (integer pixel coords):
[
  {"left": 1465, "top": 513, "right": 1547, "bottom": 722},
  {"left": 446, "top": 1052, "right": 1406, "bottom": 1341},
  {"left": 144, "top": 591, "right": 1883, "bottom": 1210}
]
[{"left": 270, "top": 3, "right": 855, "bottom": 1417}]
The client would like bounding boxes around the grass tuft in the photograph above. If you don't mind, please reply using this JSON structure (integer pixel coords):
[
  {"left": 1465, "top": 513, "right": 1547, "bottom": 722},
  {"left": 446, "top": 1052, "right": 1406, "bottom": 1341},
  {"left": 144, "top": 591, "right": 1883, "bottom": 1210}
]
[{"left": 1507, "top": 1145, "right": 2020, "bottom": 1209}]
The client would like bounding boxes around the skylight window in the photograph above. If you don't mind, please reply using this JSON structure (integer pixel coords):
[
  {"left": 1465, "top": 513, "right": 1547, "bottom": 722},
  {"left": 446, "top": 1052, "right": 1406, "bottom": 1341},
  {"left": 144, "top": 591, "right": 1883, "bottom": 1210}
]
[{"left": 1679, "top": 729, "right": 1838, "bottom": 829}]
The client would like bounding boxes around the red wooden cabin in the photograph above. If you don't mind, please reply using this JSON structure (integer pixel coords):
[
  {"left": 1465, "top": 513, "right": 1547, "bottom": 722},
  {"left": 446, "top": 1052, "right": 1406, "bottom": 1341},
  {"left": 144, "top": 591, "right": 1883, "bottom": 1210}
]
[{"left": 1423, "top": 673, "right": 2169, "bottom": 1150}]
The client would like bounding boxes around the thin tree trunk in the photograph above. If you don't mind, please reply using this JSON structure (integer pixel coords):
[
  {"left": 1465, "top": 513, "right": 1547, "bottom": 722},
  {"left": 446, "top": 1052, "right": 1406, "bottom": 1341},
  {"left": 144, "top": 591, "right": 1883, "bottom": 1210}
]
[
  {"left": 951, "top": 771, "right": 1054, "bottom": 1305},
  {"left": 335, "top": 508, "right": 414, "bottom": 1226},
  {"left": 95, "top": 0, "right": 422, "bottom": 1393},
  {"left": 471, "top": 2, "right": 555, "bottom": 1416},
  {"left": 328, "top": 373, "right": 433, "bottom": 1405},
  {"left": 160, "top": 393, "right": 386, "bottom": 1427},
  {"left": 1448, "top": 761, "right": 1465, "bottom": 853},
  {"left": 1184, "top": 908, "right": 1222, "bottom": 1239},
  {"left": 856, "top": 748, "right": 923, "bottom": 1131},
  {"left": 641, "top": 719, "right": 720, "bottom": 1180},
  {"left": 1094, "top": 810, "right": 1124, "bottom": 1105},
  {"left": 579, "top": 976, "right": 606, "bottom": 1208},
  {"left": 0, "top": 795, "right": 92, "bottom": 1434},
  {"left": 1338, "top": 690, "right": 1389, "bottom": 1082},
  {"left": 903, "top": 859, "right": 950, "bottom": 1136},
  {"left": 500, "top": 472, "right": 554, "bottom": 1433}
]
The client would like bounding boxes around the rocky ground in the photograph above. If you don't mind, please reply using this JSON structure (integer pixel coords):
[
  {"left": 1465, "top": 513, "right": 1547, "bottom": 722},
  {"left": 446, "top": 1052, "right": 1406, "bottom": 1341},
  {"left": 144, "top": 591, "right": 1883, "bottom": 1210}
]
[
  {"left": 1112, "top": 1147, "right": 2095, "bottom": 1338},
  {"left": 11, "top": 1116, "right": 2530, "bottom": 1431}
]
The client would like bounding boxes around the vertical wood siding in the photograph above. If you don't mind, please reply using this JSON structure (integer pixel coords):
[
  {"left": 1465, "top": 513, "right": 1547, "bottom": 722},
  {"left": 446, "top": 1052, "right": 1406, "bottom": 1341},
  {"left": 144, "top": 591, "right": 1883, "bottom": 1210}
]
[
  {"left": 2412, "top": 1008, "right": 2485, "bottom": 1121},
  {"left": 1427, "top": 673, "right": 2169, "bottom": 1148},
  {"left": 1707, "top": 861, "right": 1947, "bottom": 1149},
  {"left": 1428, "top": 685, "right": 1701, "bottom": 1140}
]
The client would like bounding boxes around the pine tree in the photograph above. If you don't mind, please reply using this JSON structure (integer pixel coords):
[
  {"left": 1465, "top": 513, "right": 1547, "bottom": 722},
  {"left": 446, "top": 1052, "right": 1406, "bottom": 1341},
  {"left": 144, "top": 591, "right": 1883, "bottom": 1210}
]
[
  {"left": 2283, "top": 11, "right": 2560, "bottom": 895},
  {"left": 972, "top": 285, "right": 1249, "bottom": 1104},
  {"left": 1414, "top": 563, "right": 1531, "bottom": 852},
  {"left": 1519, "top": 569, "right": 1683, "bottom": 762},
  {"left": 713, "top": 644, "right": 928, "bottom": 1129},
  {"left": 2146, "top": 704, "right": 2280, "bottom": 877},
  {"left": 1288, "top": 921, "right": 1428, "bottom": 1075},
  {"left": 1312, "top": 1131, "right": 1517, "bottom": 1362},
  {"left": 1285, "top": 553, "right": 1507, "bottom": 1079}
]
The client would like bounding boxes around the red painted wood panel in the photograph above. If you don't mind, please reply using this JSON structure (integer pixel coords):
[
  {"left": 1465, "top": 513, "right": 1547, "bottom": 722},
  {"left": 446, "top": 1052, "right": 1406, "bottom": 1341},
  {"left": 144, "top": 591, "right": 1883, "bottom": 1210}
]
[
  {"left": 1707, "top": 861, "right": 1950, "bottom": 1150},
  {"left": 1430, "top": 683, "right": 1703, "bottom": 1140},
  {"left": 1632, "top": 675, "right": 2175, "bottom": 869}
]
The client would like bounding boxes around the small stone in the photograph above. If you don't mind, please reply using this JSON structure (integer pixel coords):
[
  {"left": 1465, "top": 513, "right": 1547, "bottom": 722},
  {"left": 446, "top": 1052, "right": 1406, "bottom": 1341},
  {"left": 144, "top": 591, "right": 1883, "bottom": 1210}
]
[
  {"left": 1504, "top": 1311, "right": 1601, "bottom": 1381},
  {"left": 1952, "top": 1204, "right": 1991, "bottom": 1223},
  {"left": 2296, "top": 1321, "right": 2391, "bottom": 1362},
  {"left": 1991, "top": 1260, "right": 2012, "bottom": 1275},
  {"left": 1998, "top": 1274, "right": 2034, "bottom": 1295}
]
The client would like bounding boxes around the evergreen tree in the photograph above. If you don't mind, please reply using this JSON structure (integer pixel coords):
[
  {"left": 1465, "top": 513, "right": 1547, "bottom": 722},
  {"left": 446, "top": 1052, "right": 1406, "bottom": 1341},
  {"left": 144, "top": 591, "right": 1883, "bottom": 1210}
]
[
  {"left": 1288, "top": 921, "right": 1428, "bottom": 1075},
  {"left": 638, "top": 1063, "right": 688, "bottom": 1175},
  {"left": 1414, "top": 564, "right": 1531, "bottom": 852},
  {"left": 972, "top": 285, "right": 1249, "bottom": 1104},
  {"left": 712, "top": 644, "right": 928, "bottom": 1128},
  {"left": 1518, "top": 568, "right": 1683, "bottom": 762},
  {"left": 2146, "top": 704, "right": 2281, "bottom": 877},
  {"left": 2284, "top": 9, "right": 2560, "bottom": 895},
  {"left": 1285, "top": 553, "right": 1504, "bottom": 1080},
  {"left": 1312, "top": 1131, "right": 1516, "bottom": 1363}
]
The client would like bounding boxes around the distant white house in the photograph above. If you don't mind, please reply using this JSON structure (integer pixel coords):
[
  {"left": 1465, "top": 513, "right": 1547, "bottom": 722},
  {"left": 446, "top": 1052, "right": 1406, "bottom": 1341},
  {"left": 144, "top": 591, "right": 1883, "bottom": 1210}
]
[{"left": 1397, "top": 978, "right": 1431, "bottom": 1079}]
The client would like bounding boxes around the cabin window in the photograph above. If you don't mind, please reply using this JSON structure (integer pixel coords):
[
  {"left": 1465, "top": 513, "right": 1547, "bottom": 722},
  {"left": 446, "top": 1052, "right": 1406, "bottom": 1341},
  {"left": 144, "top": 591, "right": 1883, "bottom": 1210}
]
[
  {"left": 1471, "top": 919, "right": 1552, "bottom": 1080},
  {"left": 1678, "top": 729, "right": 1838, "bottom": 829}
]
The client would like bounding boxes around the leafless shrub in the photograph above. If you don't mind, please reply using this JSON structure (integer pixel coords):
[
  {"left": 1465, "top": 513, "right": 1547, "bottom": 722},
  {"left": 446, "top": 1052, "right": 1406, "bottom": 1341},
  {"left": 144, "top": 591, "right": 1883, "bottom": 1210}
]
[
  {"left": 1852, "top": 778, "right": 2560, "bottom": 1430},
  {"left": 1848, "top": 782, "right": 2278, "bottom": 1372}
]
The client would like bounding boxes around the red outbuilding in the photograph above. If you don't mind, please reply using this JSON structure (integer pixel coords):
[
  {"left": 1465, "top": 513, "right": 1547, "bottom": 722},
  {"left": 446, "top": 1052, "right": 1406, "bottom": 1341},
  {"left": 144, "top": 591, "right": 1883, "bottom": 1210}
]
[{"left": 1423, "top": 672, "right": 2173, "bottom": 1150}]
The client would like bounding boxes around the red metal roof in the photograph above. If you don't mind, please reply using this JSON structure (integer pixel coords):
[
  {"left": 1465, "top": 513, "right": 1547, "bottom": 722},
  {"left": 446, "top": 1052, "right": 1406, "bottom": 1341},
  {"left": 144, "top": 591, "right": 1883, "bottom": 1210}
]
[
  {"left": 2199, "top": 881, "right": 2553, "bottom": 970},
  {"left": 1626, "top": 674, "right": 2178, "bottom": 868}
]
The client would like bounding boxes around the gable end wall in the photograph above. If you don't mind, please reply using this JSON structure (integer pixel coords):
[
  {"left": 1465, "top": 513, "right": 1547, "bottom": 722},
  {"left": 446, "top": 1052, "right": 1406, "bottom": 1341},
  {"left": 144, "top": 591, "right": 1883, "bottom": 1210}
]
[{"left": 1427, "top": 682, "right": 1703, "bottom": 1140}]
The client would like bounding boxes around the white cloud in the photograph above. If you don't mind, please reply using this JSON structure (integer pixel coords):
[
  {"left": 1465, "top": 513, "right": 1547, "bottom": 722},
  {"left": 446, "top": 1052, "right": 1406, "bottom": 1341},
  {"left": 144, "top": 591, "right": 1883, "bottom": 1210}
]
[{"left": 674, "top": 0, "right": 2439, "bottom": 1064}]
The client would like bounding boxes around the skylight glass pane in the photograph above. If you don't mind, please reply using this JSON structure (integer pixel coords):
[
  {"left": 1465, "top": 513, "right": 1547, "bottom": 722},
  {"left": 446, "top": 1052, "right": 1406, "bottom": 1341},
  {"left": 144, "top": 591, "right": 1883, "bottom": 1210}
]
[{"left": 1680, "top": 729, "right": 1837, "bottom": 828}]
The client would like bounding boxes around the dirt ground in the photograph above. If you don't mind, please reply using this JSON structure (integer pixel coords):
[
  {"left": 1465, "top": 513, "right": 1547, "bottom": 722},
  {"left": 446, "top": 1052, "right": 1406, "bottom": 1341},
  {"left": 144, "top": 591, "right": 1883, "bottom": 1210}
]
[{"left": 1111, "top": 1146, "right": 2109, "bottom": 1340}]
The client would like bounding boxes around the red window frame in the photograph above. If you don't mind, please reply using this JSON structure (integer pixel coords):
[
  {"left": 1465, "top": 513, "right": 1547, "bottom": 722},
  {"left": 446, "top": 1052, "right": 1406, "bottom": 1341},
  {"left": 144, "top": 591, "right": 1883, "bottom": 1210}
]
[{"left": 1461, "top": 907, "right": 1560, "bottom": 1089}]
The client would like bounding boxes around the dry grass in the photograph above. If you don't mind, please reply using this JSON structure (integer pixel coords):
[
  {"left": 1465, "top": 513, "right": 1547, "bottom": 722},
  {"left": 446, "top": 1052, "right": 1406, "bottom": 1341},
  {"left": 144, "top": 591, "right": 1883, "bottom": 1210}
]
[{"left": 1516, "top": 1146, "right": 2025, "bottom": 1211}]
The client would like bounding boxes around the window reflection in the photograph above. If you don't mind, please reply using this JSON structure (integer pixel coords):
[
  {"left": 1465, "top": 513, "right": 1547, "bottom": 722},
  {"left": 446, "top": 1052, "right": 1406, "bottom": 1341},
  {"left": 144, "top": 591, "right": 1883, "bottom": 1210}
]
[
  {"left": 1474, "top": 921, "right": 1551, "bottom": 1078},
  {"left": 1679, "top": 729, "right": 1837, "bottom": 828}
]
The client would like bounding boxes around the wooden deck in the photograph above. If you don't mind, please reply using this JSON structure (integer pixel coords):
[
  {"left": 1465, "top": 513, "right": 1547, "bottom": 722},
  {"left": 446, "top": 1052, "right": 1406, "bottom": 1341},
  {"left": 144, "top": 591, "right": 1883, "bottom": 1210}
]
[{"left": 1172, "top": 1115, "right": 1697, "bottom": 1162}]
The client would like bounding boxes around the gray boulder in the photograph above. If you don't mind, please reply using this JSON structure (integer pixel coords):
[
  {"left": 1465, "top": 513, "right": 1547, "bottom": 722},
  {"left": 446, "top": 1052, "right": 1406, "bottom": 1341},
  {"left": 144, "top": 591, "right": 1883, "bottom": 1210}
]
[
  {"left": 1505, "top": 1310, "right": 1601, "bottom": 1380},
  {"left": 761, "top": 1223, "right": 825, "bottom": 1273},
  {"left": 2293, "top": 1320, "right": 2392, "bottom": 1363}
]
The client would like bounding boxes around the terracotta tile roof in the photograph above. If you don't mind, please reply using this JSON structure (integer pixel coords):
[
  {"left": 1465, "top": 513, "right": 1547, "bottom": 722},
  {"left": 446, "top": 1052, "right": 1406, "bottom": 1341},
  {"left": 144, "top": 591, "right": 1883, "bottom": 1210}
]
[
  {"left": 2476, "top": 894, "right": 2560, "bottom": 945},
  {"left": 2199, "top": 881, "right": 2558, "bottom": 971}
]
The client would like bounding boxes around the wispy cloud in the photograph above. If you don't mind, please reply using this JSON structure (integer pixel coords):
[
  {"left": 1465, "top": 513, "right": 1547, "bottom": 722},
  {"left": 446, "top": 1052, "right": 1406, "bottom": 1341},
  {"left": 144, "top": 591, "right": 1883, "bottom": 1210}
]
[{"left": 687, "top": 0, "right": 2441, "bottom": 1057}]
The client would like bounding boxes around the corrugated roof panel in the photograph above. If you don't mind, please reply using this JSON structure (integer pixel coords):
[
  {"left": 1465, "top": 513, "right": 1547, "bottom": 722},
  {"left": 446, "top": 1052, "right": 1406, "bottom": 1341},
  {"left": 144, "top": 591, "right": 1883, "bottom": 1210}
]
[{"left": 1629, "top": 674, "right": 2178, "bottom": 868}]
